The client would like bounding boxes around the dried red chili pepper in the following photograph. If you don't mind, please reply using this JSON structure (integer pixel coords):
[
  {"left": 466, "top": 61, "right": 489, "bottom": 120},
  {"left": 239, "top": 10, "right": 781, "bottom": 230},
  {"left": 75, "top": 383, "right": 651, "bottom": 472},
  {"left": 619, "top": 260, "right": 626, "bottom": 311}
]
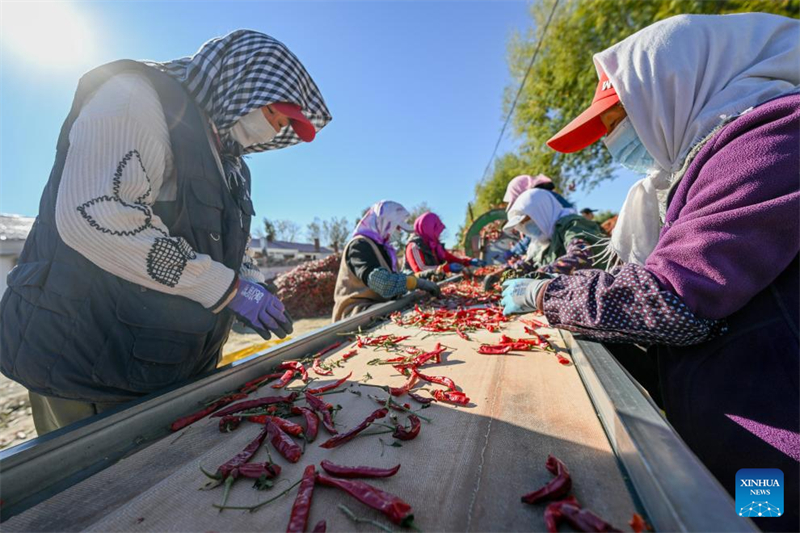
[
  {"left": 408, "top": 391, "right": 434, "bottom": 404},
  {"left": 248, "top": 415, "right": 304, "bottom": 437},
  {"left": 369, "top": 395, "right": 412, "bottom": 413},
  {"left": 315, "top": 474, "right": 414, "bottom": 527},
  {"left": 431, "top": 390, "right": 470, "bottom": 405},
  {"left": 317, "top": 341, "right": 343, "bottom": 356},
  {"left": 522, "top": 318, "right": 548, "bottom": 329},
  {"left": 320, "top": 460, "right": 401, "bottom": 478},
  {"left": 287, "top": 464, "right": 316, "bottom": 533},
  {"left": 170, "top": 393, "right": 248, "bottom": 431},
  {"left": 411, "top": 368, "right": 457, "bottom": 391},
  {"left": 307, "top": 372, "right": 352, "bottom": 395},
  {"left": 291, "top": 406, "right": 320, "bottom": 442},
  {"left": 271, "top": 369, "right": 296, "bottom": 389},
  {"left": 547, "top": 498, "right": 621, "bottom": 532},
  {"left": 219, "top": 415, "right": 242, "bottom": 433},
  {"left": 240, "top": 373, "right": 283, "bottom": 394},
  {"left": 411, "top": 343, "right": 446, "bottom": 366},
  {"left": 544, "top": 496, "right": 579, "bottom": 533},
  {"left": 216, "top": 425, "right": 270, "bottom": 479},
  {"left": 392, "top": 415, "right": 421, "bottom": 441},
  {"left": 319, "top": 408, "right": 389, "bottom": 449},
  {"left": 389, "top": 373, "right": 418, "bottom": 397},
  {"left": 311, "top": 520, "right": 327, "bottom": 533},
  {"left": 304, "top": 392, "right": 337, "bottom": 434},
  {"left": 478, "top": 344, "right": 513, "bottom": 355},
  {"left": 211, "top": 393, "right": 298, "bottom": 418},
  {"left": 236, "top": 462, "right": 281, "bottom": 481},
  {"left": 456, "top": 328, "right": 470, "bottom": 340},
  {"left": 312, "top": 357, "right": 333, "bottom": 376},
  {"left": 265, "top": 419, "right": 302, "bottom": 463},
  {"left": 341, "top": 349, "right": 358, "bottom": 359},
  {"left": 629, "top": 513, "right": 650, "bottom": 533},
  {"left": 279, "top": 361, "right": 309, "bottom": 382},
  {"left": 521, "top": 455, "right": 572, "bottom": 504}
]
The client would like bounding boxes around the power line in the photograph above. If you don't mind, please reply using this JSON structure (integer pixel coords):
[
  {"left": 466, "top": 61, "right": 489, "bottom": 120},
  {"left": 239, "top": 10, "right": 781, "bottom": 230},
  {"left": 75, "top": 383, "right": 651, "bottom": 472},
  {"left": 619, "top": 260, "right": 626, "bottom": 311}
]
[{"left": 480, "top": 0, "right": 559, "bottom": 182}]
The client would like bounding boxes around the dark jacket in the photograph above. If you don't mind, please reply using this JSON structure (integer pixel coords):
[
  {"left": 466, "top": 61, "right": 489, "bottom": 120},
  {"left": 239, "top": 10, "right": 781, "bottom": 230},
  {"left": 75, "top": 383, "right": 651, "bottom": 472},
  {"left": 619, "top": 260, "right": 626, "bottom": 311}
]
[{"left": 0, "top": 60, "right": 252, "bottom": 402}]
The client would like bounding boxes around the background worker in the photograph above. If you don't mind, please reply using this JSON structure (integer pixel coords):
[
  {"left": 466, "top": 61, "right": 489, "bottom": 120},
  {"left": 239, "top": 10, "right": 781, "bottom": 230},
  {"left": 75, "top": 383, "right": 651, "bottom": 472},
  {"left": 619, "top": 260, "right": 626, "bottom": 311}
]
[
  {"left": 405, "top": 212, "right": 485, "bottom": 277},
  {"left": 333, "top": 201, "right": 441, "bottom": 321},
  {"left": 580, "top": 208, "right": 596, "bottom": 220},
  {"left": 0, "top": 30, "right": 331, "bottom": 435},
  {"left": 502, "top": 14, "right": 800, "bottom": 531}
]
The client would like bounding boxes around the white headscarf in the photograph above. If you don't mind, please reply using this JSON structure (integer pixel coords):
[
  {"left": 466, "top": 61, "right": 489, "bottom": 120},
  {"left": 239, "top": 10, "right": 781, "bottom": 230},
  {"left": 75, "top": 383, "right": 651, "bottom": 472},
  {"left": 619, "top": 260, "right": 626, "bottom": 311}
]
[
  {"left": 506, "top": 189, "right": 575, "bottom": 240},
  {"left": 594, "top": 13, "right": 800, "bottom": 265}
]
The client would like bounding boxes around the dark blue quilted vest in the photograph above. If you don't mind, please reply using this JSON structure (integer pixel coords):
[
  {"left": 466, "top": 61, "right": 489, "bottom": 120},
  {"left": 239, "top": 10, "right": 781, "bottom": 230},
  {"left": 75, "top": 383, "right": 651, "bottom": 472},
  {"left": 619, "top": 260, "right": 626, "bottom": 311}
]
[{"left": 0, "top": 60, "right": 253, "bottom": 402}]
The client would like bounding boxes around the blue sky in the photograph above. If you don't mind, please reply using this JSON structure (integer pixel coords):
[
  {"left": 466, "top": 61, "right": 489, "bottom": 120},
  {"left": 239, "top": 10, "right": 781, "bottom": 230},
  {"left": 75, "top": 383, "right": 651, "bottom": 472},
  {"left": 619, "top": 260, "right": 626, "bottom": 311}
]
[{"left": 0, "top": 0, "right": 636, "bottom": 247}]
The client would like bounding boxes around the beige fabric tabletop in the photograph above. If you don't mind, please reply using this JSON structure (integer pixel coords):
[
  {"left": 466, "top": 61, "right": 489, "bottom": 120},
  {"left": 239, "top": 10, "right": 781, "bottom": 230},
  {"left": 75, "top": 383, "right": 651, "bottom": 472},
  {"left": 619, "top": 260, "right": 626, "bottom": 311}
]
[{"left": 4, "top": 308, "right": 637, "bottom": 532}]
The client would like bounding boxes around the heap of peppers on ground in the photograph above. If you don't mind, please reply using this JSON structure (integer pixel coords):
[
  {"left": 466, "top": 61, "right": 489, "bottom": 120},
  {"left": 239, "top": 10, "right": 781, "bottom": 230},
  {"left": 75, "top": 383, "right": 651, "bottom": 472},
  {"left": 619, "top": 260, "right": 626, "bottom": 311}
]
[{"left": 167, "top": 278, "right": 642, "bottom": 532}]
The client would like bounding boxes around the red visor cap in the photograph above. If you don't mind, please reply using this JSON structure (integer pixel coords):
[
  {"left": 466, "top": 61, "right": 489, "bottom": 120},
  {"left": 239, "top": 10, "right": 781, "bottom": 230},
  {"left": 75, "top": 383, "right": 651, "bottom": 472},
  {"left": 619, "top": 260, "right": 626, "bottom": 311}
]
[
  {"left": 270, "top": 102, "right": 316, "bottom": 142},
  {"left": 547, "top": 68, "right": 620, "bottom": 153}
]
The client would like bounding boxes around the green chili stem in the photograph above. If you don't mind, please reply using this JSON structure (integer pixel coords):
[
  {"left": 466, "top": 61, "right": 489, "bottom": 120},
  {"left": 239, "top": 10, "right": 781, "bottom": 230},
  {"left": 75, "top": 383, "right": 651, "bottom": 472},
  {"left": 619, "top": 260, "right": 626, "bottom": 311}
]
[
  {"left": 212, "top": 478, "right": 302, "bottom": 512},
  {"left": 338, "top": 504, "right": 394, "bottom": 533}
]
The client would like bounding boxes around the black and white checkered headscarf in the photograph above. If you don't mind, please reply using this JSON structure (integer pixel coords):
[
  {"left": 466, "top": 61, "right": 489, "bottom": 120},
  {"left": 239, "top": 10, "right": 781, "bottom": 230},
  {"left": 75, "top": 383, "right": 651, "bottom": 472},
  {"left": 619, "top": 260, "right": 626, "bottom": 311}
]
[{"left": 149, "top": 29, "right": 331, "bottom": 154}]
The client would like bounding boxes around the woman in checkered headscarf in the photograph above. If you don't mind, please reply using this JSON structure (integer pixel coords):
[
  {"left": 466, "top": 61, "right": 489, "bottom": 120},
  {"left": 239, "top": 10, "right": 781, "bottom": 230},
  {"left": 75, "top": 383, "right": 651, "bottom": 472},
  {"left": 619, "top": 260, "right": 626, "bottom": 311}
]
[{"left": 0, "top": 29, "right": 331, "bottom": 434}]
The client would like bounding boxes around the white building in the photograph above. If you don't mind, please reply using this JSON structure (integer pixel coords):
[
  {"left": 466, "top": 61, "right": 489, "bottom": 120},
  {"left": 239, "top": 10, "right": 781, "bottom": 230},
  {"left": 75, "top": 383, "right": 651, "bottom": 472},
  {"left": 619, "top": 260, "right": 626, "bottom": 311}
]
[
  {"left": 0, "top": 214, "right": 35, "bottom": 294},
  {"left": 250, "top": 237, "right": 333, "bottom": 262}
]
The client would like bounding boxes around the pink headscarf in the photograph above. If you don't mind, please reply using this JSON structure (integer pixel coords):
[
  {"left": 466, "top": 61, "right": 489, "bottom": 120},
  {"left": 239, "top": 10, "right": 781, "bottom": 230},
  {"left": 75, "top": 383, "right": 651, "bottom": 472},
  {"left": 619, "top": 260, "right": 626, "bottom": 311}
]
[
  {"left": 414, "top": 212, "right": 447, "bottom": 262},
  {"left": 503, "top": 174, "right": 553, "bottom": 210}
]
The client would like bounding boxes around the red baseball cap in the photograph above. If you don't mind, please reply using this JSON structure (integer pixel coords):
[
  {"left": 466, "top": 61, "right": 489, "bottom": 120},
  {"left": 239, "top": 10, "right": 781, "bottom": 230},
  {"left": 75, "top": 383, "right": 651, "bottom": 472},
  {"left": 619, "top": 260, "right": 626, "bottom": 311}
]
[
  {"left": 546, "top": 68, "right": 620, "bottom": 153},
  {"left": 270, "top": 102, "right": 317, "bottom": 142}
]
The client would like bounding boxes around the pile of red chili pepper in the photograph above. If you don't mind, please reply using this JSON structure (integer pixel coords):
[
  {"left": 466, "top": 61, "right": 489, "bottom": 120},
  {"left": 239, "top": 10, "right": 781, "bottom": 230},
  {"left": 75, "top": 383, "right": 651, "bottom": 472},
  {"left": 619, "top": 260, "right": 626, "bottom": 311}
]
[
  {"left": 521, "top": 455, "right": 623, "bottom": 532},
  {"left": 391, "top": 303, "right": 507, "bottom": 337}
]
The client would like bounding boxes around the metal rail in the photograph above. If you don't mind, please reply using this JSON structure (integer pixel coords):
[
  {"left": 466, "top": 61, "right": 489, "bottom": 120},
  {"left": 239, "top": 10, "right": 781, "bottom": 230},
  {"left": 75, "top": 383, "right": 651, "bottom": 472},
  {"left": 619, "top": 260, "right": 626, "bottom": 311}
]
[
  {"left": 0, "top": 287, "right": 433, "bottom": 521},
  {"left": 562, "top": 331, "right": 758, "bottom": 532}
]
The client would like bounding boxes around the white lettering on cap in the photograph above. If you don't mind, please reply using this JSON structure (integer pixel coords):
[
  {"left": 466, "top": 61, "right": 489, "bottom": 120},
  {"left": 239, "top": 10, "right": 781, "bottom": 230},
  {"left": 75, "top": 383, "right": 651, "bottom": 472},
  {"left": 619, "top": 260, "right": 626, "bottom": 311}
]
[{"left": 601, "top": 80, "right": 613, "bottom": 91}]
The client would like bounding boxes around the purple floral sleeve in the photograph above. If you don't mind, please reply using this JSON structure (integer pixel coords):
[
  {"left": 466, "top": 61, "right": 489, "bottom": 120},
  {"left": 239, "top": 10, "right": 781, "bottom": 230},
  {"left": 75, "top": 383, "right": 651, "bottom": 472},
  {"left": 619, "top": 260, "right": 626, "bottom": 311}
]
[
  {"left": 540, "top": 238, "right": 594, "bottom": 275},
  {"left": 542, "top": 263, "right": 726, "bottom": 346}
]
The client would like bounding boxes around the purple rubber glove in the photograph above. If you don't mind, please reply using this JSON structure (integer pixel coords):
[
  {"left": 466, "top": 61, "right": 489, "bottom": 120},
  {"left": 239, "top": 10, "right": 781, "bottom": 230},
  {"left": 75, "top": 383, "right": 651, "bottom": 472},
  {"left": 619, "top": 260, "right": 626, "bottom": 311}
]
[{"left": 226, "top": 279, "right": 293, "bottom": 340}]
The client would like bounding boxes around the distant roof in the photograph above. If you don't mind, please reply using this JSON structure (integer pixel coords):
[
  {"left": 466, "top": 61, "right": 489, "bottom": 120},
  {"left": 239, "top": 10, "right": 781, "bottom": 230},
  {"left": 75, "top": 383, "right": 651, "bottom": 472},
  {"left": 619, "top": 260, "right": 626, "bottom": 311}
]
[
  {"left": 251, "top": 237, "right": 333, "bottom": 254},
  {"left": 0, "top": 214, "right": 35, "bottom": 241}
]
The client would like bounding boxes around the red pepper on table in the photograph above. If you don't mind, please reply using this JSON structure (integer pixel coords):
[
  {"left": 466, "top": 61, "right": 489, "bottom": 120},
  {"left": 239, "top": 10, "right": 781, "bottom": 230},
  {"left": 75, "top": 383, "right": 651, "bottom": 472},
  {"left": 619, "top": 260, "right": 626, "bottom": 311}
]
[
  {"left": 305, "top": 392, "right": 337, "bottom": 434},
  {"left": 211, "top": 393, "right": 298, "bottom": 418},
  {"left": 248, "top": 415, "right": 304, "bottom": 437},
  {"left": 431, "top": 390, "right": 470, "bottom": 405},
  {"left": 236, "top": 462, "right": 281, "bottom": 481},
  {"left": 521, "top": 455, "right": 572, "bottom": 504},
  {"left": 271, "top": 369, "right": 296, "bottom": 389},
  {"left": 311, "top": 520, "right": 327, "bottom": 532},
  {"left": 312, "top": 357, "right": 333, "bottom": 376},
  {"left": 545, "top": 498, "right": 621, "bottom": 532},
  {"left": 389, "top": 373, "right": 419, "bottom": 397},
  {"left": 320, "top": 460, "right": 401, "bottom": 478},
  {"left": 456, "top": 328, "right": 470, "bottom": 340},
  {"left": 265, "top": 419, "right": 303, "bottom": 463},
  {"left": 392, "top": 415, "right": 421, "bottom": 441},
  {"left": 411, "top": 368, "right": 457, "bottom": 391},
  {"left": 216, "top": 425, "right": 270, "bottom": 479},
  {"left": 279, "top": 361, "right": 309, "bottom": 382},
  {"left": 307, "top": 372, "right": 352, "bottom": 395},
  {"left": 629, "top": 513, "right": 650, "bottom": 533},
  {"left": 411, "top": 343, "right": 446, "bottom": 366},
  {"left": 341, "top": 349, "right": 359, "bottom": 359},
  {"left": 408, "top": 391, "right": 434, "bottom": 404},
  {"left": 170, "top": 393, "right": 248, "bottom": 431},
  {"left": 292, "top": 406, "right": 320, "bottom": 442},
  {"left": 317, "top": 341, "right": 343, "bottom": 356},
  {"left": 287, "top": 464, "right": 316, "bottom": 533},
  {"left": 315, "top": 474, "right": 414, "bottom": 527},
  {"left": 370, "top": 395, "right": 411, "bottom": 413},
  {"left": 522, "top": 318, "right": 548, "bottom": 329},
  {"left": 478, "top": 344, "right": 513, "bottom": 355},
  {"left": 319, "top": 408, "right": 389, "bottom": 449},
  {"left": 240, "top": 373, "right": 284, "bottom": 394},
  {"left": 219, "top": 415, "right": 242, "bottom": 433}
]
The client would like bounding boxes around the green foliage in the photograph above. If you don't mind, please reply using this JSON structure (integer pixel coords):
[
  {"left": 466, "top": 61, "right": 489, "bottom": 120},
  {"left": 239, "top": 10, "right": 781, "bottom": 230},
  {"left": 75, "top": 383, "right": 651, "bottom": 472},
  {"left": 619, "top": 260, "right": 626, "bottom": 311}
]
[
  {"left": 594, "top": 210, "right": 617, "bottom": 225},
  {"left": 465, "top": 0, "right": 797, "bottom": 233}
]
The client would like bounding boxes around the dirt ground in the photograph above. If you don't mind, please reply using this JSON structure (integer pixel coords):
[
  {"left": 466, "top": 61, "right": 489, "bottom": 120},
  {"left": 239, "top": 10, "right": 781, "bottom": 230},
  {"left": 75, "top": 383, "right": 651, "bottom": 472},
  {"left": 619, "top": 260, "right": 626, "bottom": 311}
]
[{"left": 0, "top": 316, "right": 330, "bottom": 451}]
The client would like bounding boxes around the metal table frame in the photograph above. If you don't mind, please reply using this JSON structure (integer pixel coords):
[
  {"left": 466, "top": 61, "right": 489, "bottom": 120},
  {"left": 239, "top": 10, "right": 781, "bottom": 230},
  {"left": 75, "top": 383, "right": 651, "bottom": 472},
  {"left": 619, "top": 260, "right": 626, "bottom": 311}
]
[{"left": 0, "top": 288, "right": 755, "bottom": 531}]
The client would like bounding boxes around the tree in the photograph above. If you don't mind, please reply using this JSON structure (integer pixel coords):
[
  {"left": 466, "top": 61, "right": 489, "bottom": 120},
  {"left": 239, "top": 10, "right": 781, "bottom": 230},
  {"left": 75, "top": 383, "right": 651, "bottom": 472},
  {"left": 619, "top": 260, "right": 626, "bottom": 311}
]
[
  {"left": 466, "top": 0, "right": 795, "bottom": 232},
  {"left": 306, "top": 217, "right": 323, "bottom": 243},
  {"left": 275, "top": 220, "right": 301, "bottom": 242},
  {"left": 263, "top": 218, "right": 276, "bottom": 242},
  {"left": 323, "top": 217, "right": 350, "bottom": 253}
]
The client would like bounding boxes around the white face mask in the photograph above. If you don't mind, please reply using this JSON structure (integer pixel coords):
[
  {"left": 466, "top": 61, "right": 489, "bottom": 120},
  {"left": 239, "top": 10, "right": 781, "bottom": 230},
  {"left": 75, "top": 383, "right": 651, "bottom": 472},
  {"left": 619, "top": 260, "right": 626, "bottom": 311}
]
[
  {"left": 229, "top": 108, "right": 278, "bottom": 148},
  {"left": 521, "top": 220, "right": 549, "bottom": 244}
]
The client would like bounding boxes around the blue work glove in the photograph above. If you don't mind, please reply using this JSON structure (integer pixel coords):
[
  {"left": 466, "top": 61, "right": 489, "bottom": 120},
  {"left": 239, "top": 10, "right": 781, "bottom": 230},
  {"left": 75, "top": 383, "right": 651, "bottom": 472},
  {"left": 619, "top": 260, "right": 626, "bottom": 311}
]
[
  {"left": 448, "top": 263, "right": 464, "bottom": 273},
  {"left": 470, "top": 258, "right": 487, "bottom": 267},
  {"left": 501, "top": 278, "right": 547, "bottom": 315},
  {"left": 227, "top": 279, "right": 293, "bottom": 340}
]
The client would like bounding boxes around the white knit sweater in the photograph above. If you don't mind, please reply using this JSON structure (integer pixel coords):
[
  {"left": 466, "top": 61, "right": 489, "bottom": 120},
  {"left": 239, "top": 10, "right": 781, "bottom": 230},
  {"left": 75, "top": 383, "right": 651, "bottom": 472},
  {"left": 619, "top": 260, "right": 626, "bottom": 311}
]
[{"left": 55, "top": 72, "right": 263, "bottom": 309}]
